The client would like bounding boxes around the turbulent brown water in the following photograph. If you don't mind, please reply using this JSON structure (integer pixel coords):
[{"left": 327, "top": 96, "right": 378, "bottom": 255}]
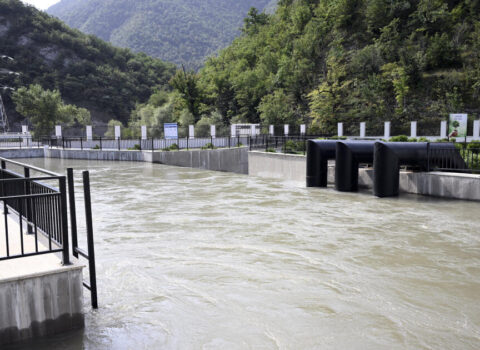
[{"left": 7, "top": 158, "right": 480, "bottom": 350}]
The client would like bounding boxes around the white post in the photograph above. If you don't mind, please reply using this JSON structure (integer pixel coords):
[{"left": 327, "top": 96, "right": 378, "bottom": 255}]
[
  {"left": 410, "top": 121, "right": 417, "bottom": 138},
  {"left": 210, "top": 125, "right": 216, "bottom": 138},
  {"left": 231, "top": 124, "right": 236, "bottom": 137},
  {"left": 284, "top": 124, "right": 289, "bottom": 136},
  {"left": 86, "top": 125, "right": 92, "bottom": 141},
  {"left": 114, "top": 125, "right": 121, "bottom": 139},
  {"left": 189, "top": 125, "right": 194, "bottom": 139},
  {"left": 251, "top": 124, "right": 256, "bottom": 136},
  {"left": 21, "top": 125, "right": 28, "bottom": 134},
  {"left": 473, "top": 120, "right": 480, "bottom": 140},
  {"left": 141, "top": 125, "right": 147, "bottom": 140},
  {"left": 440, "top": 120, "right": 447, "bottom": 139},
  {"left": 269, "top": 125, "right": 274, "bottom": 136},
  {"left": 300, "top": 124, "right": 306, "bottom": 135},
  {"left": 384, "top": 121, "right": 391, "bottom": 139},
  {"left": 360, "top": 122, "right": 366, "bottom": 138},
  {"left": 55, "top": 125, "right": 62, "bottom": 138},
  {"left": 338, "top": 123, "right": 343, "bottom": 137}
]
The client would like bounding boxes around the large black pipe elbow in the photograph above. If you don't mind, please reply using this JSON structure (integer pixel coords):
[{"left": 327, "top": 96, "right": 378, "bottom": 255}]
[
  {"left": 373, "top": 142, "right": 400, "bottom": 197},
  {"left": 306, "top": 140, "right": 337, "bottom": 187},
  {"left": 335, "top": 142, "right": 358, "bottom": 192}
]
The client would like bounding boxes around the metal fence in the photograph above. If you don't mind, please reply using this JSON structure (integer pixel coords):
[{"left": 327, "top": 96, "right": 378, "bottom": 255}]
[
  {"left": 0, "top": 158, "right": 98, "bottom": 308},
  {"left": 0, "top": 158, "right": 69, "bottom": 263},
  {"left": 428, "top": 147, "right": 480, "bottom": 173}
]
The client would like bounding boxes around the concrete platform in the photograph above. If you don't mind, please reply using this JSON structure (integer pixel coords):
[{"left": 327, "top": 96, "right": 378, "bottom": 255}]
[{"left": 0, "top": 210, "right": 84, "bottom": 346}]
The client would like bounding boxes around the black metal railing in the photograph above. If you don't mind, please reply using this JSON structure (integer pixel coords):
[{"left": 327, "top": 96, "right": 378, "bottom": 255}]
[
  {"left": 0, "top": 158, "right": 69, "bottom": 263},
  {"left": 0, "top": 158, "right": 98, "bottom": 309},
  {"left": 428, "top": 147, "right": 480, "bottom": 173}
]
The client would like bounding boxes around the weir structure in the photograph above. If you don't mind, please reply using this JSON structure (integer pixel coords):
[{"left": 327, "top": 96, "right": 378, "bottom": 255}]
[{"left": 307, "top": 140, "right": 468, "bottom": 197}]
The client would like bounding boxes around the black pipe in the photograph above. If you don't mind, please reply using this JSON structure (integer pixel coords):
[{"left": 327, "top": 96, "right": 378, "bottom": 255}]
[
  {"left": 335, "top": 141, "right": 375, "bottom": 192},
  {"left": 373, "top": 142, "right": 465, "bottom": 197},
  {"left": 306, "top": 140, "right": 337, "bottom": 187}
]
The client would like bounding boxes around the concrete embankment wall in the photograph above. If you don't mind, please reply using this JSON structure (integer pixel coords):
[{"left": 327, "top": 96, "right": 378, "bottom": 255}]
[
  {"left": 0, "top": 147, "right": 248, "bottom": 174},
  {"left": 0, "top": 266, "right": 84, "bottom": 345},
  {"left": 248, "top": 151, "right": 480, "bottom": 201},
  {"left": 148, "top": 147, "right": 248, "bottom": 174},
  {"left": 0, "top": 148, "right": 44, "bottom": 159}
]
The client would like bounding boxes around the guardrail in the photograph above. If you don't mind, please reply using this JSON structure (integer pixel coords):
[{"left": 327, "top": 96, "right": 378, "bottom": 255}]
[
  {"left": 428, "top": 147, "right": 480, "bottom": 173},
  {"left": 0, "top": 158, "right": 98, "bottom": 309}
]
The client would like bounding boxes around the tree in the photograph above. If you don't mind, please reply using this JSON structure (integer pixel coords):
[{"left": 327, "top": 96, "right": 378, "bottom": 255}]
[
  {"left": 169, "top": 67, "right": 203, "bottom": 123},
  {"left": 12, "top": 84, "right": 90, "bottom": 136}
]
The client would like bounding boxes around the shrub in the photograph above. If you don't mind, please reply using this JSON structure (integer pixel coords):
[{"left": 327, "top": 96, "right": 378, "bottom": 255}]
[
  {"left": 92, "top": 144, "right": 100, "bottom": 150},
  {"left": 389, "top": 135, "right": 409, "bottom": 142},
  {"left": 128, "top": 144, "right": 141, "bottom": 151},
  {"left": 169, "top": 143, "right": 179, "bottom": 150},
  {"left": 266, "top": 148, "right": 276, "bottom": 153},
  {"left": 467, "top": 141, "right": 480, "bottom": 154},
  {"left": 417, "top": 137, "right": 429, "bottom": 142},
  {"left": 407, "top": 137, "right": 418, "bottom": 142}
]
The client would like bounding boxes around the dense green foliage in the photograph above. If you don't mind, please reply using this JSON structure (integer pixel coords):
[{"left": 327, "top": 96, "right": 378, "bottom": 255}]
[
  {"left": 187, "top": 0, "right": 480, "bottom": 133},
  {"left": 12, "top": 84, "right": 90, "bottom": 136},
  {"left": 0, "top": 0, "right": 175, "bottom": 128},
  {"left": 48, "top": 0, "right": 274, "bottom": 70}
]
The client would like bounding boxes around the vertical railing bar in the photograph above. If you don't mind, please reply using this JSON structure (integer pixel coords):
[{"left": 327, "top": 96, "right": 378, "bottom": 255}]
[
  {"left": 59, "top": 177, "right": 70, "bottom": 265},
  {"left": 67, "top": 168, "right": 79, "bottom": 258},
  {"left": 32, "top": 196, "right": 38, "bottom": 253},
  {"left": 83, "top": 171, "right": 98, "bottom": 308},
  {"left": 18, "top": 198, "right": 24, "bottom": 255},
  {"left": 4, "top": 201, "right": 9, "bottom": 257}
]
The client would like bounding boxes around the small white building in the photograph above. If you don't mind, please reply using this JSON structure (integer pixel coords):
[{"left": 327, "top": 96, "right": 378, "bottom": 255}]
[{"left": 231, "top": 124, "right": 261, "bottom": 137}]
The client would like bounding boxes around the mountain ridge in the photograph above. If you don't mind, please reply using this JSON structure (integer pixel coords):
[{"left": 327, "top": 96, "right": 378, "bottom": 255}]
[{"left": 47, "top": 0, "right": 275, "bottom": 69}]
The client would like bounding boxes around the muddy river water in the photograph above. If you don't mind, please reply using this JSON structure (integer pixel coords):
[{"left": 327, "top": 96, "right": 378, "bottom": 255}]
[{"left": 8, "top": 158, "right": 480, "bottom": 349}]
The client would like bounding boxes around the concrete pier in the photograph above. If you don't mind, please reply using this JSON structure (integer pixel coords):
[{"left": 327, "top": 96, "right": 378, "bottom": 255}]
[{"left": 0, "top": 204, "right": 84, "bottom": 345}]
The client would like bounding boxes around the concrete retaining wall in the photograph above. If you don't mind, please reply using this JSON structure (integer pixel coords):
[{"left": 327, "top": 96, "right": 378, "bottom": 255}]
[
  {"left": 150, "top": 147, "right": 248, "bottom": 174},
  {"left": 248, "top": 151, "right": 480, "bottom": 201},
  {"left": 0, "top": 148, "right": 44, "bottom": 159},
  {"left": 46, "top": 148, "right": 146, "bottom": 162},
  {"left": 248, "top": 151, "right": 306, "bottom": 182},
  {"left": 45, "top": 147, "right": 249, "bottom": 174},
  {"left": 0, "top": 266, "right": 84, "bottom": 345}
]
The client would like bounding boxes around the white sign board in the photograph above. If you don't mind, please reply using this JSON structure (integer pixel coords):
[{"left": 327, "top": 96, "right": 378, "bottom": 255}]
[
  {"left": 300, "top": 124, "right": 306, "bottom": 135},
  {"left": 141, "top": 125, "right": 147, "bottom": 140},
  {"left": 449, "top": 114, "right": 468, "bottom": 138},
  {"left": 55, "top": 125, "right": 62, "bottom": 137},
  {"left": 210, "top": 125, "right": 216, "bottom": 138},
  {"left": 164, "top": 123, "right": 178, "bottom": 139},
  {"left": 269, "top": 125, "right": 274, "bottom": 136},
  {"left": 189, "top": 125, "right": 194, "bottom": 139},
  {"left": 284, "top": 124, "right": 289, "bottom": 135},
  {"left": 22, "top": 125, "right": 28, "bottom": 134}
]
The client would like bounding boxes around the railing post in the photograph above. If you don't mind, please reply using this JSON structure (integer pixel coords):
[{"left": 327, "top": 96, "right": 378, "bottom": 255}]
[
  {"left": 187, "top": 137, "right": 189, "bottom": 150},
  {"left": 59, "top": 177, "right": 70, "bottom": 265},
  {"left": 139, "top": 137, "right": 142, "bottom": 151},
  {"left": 99, "top": 137, "right": 102, "bottom": 150},
  {"left": 80, "top": 136, "right": 83, "bottom": 150},
  {"left": 151, "top": 137, "right": 154, "bottom": 152},
  {"left": 83, "top": 171, "right": 98, "bottom": 309},
  {"left": 118, "top": 137, "right": 120, "bottom": 151},
  {"left": 23, "top": 167, "right": 33, "bottom": 234},
  {"left": 67, "top": 168, "right": 78, "bottom": 258}
]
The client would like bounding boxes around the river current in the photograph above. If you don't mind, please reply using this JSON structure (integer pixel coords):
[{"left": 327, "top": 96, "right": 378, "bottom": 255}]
[{"left": 7, "top": 158, "right": 480, "bottom": 349}]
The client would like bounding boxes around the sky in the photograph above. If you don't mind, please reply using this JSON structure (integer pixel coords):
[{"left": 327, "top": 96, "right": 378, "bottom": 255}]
[{"left": 21, "top": 0, "right": 61, "bottom": 10}]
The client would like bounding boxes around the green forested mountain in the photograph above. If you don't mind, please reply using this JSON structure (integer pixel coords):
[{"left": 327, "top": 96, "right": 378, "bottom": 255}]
[
  {"left": 191, "top": 0, "right": 480, "bottom": 133},
  {"left": 0, "top": 0, "right": 175, "bottom": 127},
  {"left": 48, "top": 0, "right": 274, "bottom": 70}
]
